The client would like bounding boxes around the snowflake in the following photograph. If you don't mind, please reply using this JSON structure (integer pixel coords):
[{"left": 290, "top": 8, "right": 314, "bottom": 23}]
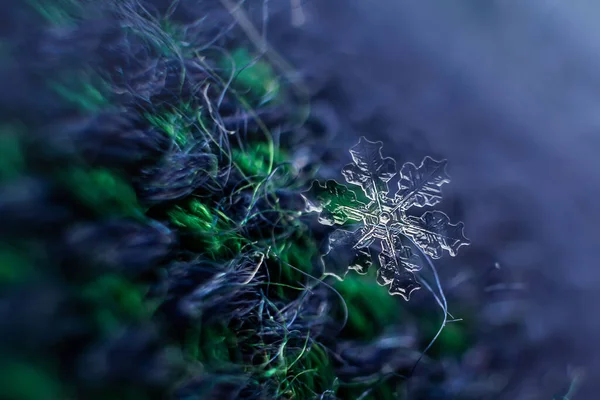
[{"left": 303, "top": 137, "right": 469, "bottom": 300}]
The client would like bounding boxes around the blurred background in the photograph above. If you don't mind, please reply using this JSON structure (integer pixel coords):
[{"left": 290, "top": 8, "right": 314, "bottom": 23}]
[
  {"left": 269, "top": 0, "right": 600, "bottom": 398},
  {"left": 2, "top": 0, "right": 599, "bottom": 398}
]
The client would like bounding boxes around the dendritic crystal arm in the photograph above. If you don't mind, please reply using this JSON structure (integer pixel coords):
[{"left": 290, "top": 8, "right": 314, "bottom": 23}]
[
  {"left": 341, "top": 137, "right": 397, "bottom": 202},
  {"left": 394, "top": 156, "right": 450, "bottom": 211},
  {"left": 302, "top": 180, "right": 371, "bottom": 225},
  {"left": 391, "top": 211, "right": 469, "bottom": 259}
]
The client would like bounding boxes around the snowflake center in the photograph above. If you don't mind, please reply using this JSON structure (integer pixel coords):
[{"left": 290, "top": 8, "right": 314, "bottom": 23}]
[{"left": 377, "top": 211, "right": 392, "bottom": 224}]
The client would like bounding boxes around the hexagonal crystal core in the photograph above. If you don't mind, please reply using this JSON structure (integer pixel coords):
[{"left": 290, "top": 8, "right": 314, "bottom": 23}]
[{"left": 378, "top": 211, "right": 391, "bottom": 224}]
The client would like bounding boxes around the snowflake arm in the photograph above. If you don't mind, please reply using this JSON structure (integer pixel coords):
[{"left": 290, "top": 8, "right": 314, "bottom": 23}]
[
  {"left": 395, "top": 211, "right": 469, "bottom": 258},
  {"left": 323, "top": 227, "right": 374, "bottom": 278},
  {"left": 394, "top": 156, "right": 450, "bottom": 211},
  {"left": 342, "top": 137, "right": 396, "bottom": 202},
  {"left": 302, "top": 179, "right": 373, "bottom": 225}
]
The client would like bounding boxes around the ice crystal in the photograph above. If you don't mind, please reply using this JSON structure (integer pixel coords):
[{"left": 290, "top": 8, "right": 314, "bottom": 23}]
[{"left": 304, "top": 137, "right": 469, "bottom": 300}]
